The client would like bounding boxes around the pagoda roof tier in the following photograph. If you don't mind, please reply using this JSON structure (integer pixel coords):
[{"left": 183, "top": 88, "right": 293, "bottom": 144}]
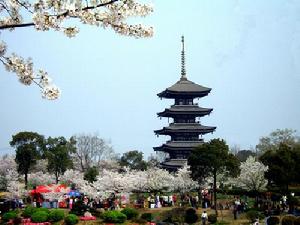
[
  {"left": 160, "top": 159, "right": 187, "bottom": 170},
  {"left": 157, "top": 105, "right": 213, "bottom": 117},
  {"left": 157, "top": 77, "right": 211, "bottom": 99},
  {"left": 154, "top": 140, "right": 203, "bottom": 152},
  {"left": 154, "top": 123, "right": 216, "bottom": 135}
]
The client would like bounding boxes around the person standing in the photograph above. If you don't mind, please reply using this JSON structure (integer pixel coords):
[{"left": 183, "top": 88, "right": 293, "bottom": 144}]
[{"left": 201, "top": 211, "right": 208, "bottom": 225}]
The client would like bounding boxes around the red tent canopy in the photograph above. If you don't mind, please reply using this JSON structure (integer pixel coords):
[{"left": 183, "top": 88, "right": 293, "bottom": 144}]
[{"left": 30, "top": 184, "right": 69, "bottom": 194}]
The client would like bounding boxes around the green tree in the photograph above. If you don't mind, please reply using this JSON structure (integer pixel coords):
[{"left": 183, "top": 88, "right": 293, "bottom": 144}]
[
  {"left": 10, "top": 131, "right": 45, "bottom": 189},
  {"left": 260, "top": 143, "right": 300, "bottom": 192},
  {"left": 84, "top": 166, "right": 99, "bottom": 183},
  {"left": 188, "top": 138, "right": 240, "bottom": 215},
  {"left": 119, "top": 150, "right": 147, "bottom": 170},
  {"left": 235, "top": 150, "right": 256, "bottom": 162},
  {"left": 45, "top": 137, "right": 76, "bottom": 184},
  {"left": 256, "top": 129, "right": 300, "bottom": 153}
]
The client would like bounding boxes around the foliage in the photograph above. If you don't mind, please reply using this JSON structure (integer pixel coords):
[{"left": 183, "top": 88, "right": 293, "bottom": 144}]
[
  {"left": 208, "top": 214, "right": 217, "bottom": 224},
  {"left": 188, "top": 139, "right": 240, "bottom": 214},
  {"left": 22, "top": 206, "right": 38, "bottom": 218},
  {"left": 0, "top": 0, "right": 153, "bottom": 99},
  {"left": 235, "top": 150, "right": 256, "bottom": 162},
  {"left": 84, "top": 166, "right": 99, "bottom": 183},
  {"left": 119, "top": 150, "right": 148, "bottom": 170},
  {"left": 73, "top": 134, "right": 117, "bottom": 171},
  {"left": 260, "top": 143, "right": 300, "bottom": 191},
  {"left": 232, "top": 156, "right": 268, "bottom": 192},
  {"left": 31, "top": 211, "right": 49, "bottom": 223},
  {"left": 267, "top": 216, "right": 280, "bottom": 225},
  {"left": 185, "top": 208, "right": 198, "bottom": 224},
  {"left": 141, "top": 213, "right": 154, "bottom": 222},
  {"left": 48, "top": 209, "right": 65, "bottom": 222},
  {"left": 281, "top": 215, "right": 296, "bottom": 225},
  {"left": 2, "top": 211, "right": 18, "bottom": 221},
  {"left": 35, "top": 207, "right": 50, "bottom": 215},
  {"left": 45, "top": 136, "right": 76, "bottom": 184},
  {"left": 102, "top": 210, "right": 127, "bottom": 223},
  {"left": 160, "top": 207, "right": 185, "bottom": 224},
  {"left": 256, "top": 129, "right": 300, "bottom": 153},
  {"left": 10, "top": 131, "right": 45, "bottom": 188},
  {"left": 64, "top": 214, "right": 79, "bottom": 225},
  {"left": 245, "top": 209, "right": 264, "bottom": 223},
  {"left": 121, "top": 207, "right": 139, "bottom": 220}
]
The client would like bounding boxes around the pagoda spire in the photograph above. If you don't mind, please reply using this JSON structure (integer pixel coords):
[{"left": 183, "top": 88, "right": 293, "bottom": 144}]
[{"left": 181, "top": 35, "right": 187, "bottom": 80}]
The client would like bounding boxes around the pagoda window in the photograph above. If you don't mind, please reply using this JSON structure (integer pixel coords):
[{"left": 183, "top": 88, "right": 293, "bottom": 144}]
[
  {"left": 175, "top": 98, "right": 193, "bottom": 105},
  {"left": 174, "top": 118, "right": 195, "bottom": 123}
]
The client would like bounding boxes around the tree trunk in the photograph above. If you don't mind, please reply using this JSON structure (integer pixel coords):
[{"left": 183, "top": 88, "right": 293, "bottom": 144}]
[
  {"left": 55, "top": 173, "right": 59, "bottom": 184},
  {"left": 213, "top": 171, "right": 218, "bottom": 215},
  {"left": 24, "top": 172, "right": 28, "bottom": 190}
]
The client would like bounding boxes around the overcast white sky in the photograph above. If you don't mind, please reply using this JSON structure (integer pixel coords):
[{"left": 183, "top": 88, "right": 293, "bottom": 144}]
[{"left": 1, "top": 0, "right": 300, "bottom": 157}]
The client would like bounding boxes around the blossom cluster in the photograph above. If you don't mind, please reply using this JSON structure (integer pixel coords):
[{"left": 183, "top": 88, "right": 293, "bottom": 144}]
[
  {"left": 0, "top": 0, "right": 153, "bottom": 99},
  {"left": 0, "top": 41, "right": 60, "bottom": 99},
  {"left": 230, "top": 156, "right": 268, "bottom": 192},
  {"left": 1, "top": 164, "right": 198, "bottom": 198}
]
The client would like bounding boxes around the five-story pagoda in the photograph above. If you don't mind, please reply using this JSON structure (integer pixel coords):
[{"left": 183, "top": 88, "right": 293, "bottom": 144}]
[{"left": 154, "top": 36, "right": 216, "bottom": 171}]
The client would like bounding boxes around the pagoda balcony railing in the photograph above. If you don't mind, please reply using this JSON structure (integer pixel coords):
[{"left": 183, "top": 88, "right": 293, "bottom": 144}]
[
  {"left": 171, "top": 103, "right": 198, "bottom": 107},
  {"left": 166, "top": 140, "right": 203, "bottom": 144},
  {"left": 169, "top": 122, "right": 200, "bottom": 126}
]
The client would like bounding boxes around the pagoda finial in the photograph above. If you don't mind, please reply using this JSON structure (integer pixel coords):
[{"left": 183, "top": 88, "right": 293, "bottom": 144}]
[{"left": 181, "top": 35, "right": 187, "bottom": 80}]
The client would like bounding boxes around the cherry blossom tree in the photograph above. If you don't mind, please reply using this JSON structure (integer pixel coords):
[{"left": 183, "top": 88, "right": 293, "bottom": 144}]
[
  {"left": 173, "top": 164, "right": 198, "bottom": 193},
  {"left": 142, "top": 167, "right": 175, "bottom": 193},
  {"left": 6, "top": 169, "right": 27, "bottom": 198},
  {"left": 0, "top": 154, "right": 16, "bottom": 175},
  {"left": 0, "top": 0, "right": 153, "bottom": 99},
  {"left": 0, "top": 154, "right": 16, "bottom": 191},
  {"left": 232, "top": 156, "right": 268, "bottom": 192},
  {"left": 28, "top": 171, "right": 55, "bottom": 186}
]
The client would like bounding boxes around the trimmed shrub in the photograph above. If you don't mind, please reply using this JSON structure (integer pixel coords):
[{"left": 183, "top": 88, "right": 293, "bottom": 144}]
[
  {"left": 31, "top": 211, "right": 49, "bottom": 223},
  {"left": 49, "top": 209, "right": 65, "bottom": 222},
  {"left": 208, "top": 214, "right": 217, "bottom": 224},
  {"left": 102, "top": 210, "right": 127, "bottom": 223},
  {"left": 2, "top": 211, "right": 18, "bottom": 221},
  {"left": 35, "top": 208, "right": 50, "bottom": 214},
  {"left": 267, "top": 216, "right": 280, "bottom": 225},
  {"left": 121, "top": 207, "right": 139, "bottom": 219},
  {"left": 160, "top": 207, "right": 185, "bottom": 224},
  {"left": 282, "top": 215, "right": 296, "bottom": 225},
  {"left": 141, "top": 213, "right": 154, "bottom": 222},
  {"left": 246, "top": 210, "right": 264, "bottom": 223},
  {"left": 22, "top": 206, "right": 37, "bottom": 218},
  {"left": 64, "top": 214, "right": 79, "bottom": 225},
  {"left": 294, "top": 217, "right": 300, "bottom": 225},
  {"left": 185, "top": 208, "right": 198, "bottom": 224}
]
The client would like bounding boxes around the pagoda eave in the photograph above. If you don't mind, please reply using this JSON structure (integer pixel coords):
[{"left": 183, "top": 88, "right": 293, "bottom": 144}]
[
  {"left": 157, "top": 90, "right": 211, "bottom": 99},
  {"left": 154, "top": 127, "right": 216, "bottom": 135},
  {"left": 157, "top": 109, "right": 212, "bottom": 117}
]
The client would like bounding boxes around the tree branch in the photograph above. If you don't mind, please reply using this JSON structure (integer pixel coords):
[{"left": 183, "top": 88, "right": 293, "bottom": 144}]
[
  {"left": 0, "top": 22, "right": 35, "bottom": 29},
  {"left": 0, "top": 0, "right": 119, "bottom": 30}
]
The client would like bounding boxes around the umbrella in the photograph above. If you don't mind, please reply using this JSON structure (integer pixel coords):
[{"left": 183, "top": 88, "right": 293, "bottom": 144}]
[{"left": 68, "top": 190, "right": 81, "bottom": 197}]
